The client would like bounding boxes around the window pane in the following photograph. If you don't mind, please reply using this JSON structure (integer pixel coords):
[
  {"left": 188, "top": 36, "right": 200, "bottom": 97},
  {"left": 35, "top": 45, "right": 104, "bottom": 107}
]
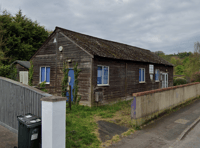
[
  {"left": 155, "top": 70, "right": 157, "bottom": 80},
  {"left": 142, "top": 69, "right": 145, "bottom": 81},
  {"left": 103, "top": 67, "right": 108, "bottom": 84},
  {"left": 46, "top": 67, "right": 50, "bottom": 83},
  {"left": 139, "top": 69, "right": 141, "bottom": 82},
  {"left": 155, "top": 72, "right": 157, "bottom": 80},
  {"left": 97, "top": 66, "right": 102, "bottom": 84},
  {"left": 41, "top": 67, "right": 45, "bottom": 82}
]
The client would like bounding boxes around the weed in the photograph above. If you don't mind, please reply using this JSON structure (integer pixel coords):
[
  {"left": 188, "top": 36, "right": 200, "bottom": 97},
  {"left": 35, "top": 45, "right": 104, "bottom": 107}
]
[
  {"left": 122, "top": 129, "right": 135, "bottom": 137},
  {"left": 66, "top": 100, "right": 133, "bottom": 148}
]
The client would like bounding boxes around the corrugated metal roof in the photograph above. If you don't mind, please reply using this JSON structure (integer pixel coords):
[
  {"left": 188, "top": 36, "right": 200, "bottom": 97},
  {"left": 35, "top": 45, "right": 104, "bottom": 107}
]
[{"left": 58, "top": 27, "right": 173, "bottom": 66}]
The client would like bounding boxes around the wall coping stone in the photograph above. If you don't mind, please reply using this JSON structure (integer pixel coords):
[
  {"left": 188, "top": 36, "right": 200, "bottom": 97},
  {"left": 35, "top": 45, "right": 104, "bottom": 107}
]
[
  {"left": 133, "top": 82, "right": 200, "bottom": 97},
  {"left": 41, "top": 96, "right": 67, "bottom": 102}
]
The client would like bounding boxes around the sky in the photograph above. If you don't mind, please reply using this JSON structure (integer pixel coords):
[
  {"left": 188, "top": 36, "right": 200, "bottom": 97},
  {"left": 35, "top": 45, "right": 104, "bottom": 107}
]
[{"left": 1, "top": 0, "right": 200, "bottom": 54}]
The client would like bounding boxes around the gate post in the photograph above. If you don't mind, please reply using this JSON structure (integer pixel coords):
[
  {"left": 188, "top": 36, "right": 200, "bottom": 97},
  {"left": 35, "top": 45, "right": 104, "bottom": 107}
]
[{"left": 41, "top": 96, "right": 67, "bottom": 148}]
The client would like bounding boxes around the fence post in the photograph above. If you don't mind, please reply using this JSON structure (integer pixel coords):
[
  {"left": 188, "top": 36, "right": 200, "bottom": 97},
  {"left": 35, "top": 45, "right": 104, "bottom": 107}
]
[{"left": 41, "top": 96, "right": 67, "bottom": 148}]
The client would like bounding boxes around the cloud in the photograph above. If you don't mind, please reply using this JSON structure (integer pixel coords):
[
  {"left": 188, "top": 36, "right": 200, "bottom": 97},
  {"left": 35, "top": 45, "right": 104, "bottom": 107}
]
[{"left": 1, "top": 0, "right": 200, "bottom": 54}]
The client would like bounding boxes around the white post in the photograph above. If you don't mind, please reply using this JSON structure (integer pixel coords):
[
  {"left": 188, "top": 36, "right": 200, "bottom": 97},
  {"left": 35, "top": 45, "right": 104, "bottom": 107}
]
[{"left": 41, "top": 96, "right": 67, "bottom": 148}]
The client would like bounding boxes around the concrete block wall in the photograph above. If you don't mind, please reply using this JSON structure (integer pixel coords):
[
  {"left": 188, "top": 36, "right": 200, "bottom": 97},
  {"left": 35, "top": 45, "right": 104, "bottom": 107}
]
[{"left": 131, "top": 82, "right": 200, "bottom": 126}]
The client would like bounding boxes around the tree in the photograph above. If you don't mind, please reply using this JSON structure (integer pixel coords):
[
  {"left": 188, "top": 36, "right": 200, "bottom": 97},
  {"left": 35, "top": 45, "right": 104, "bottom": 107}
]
[
  {"left": 183, "top": 42, "right": 200, "bottom": 79},
  {"left": 0, "top": 21, "right": 6, "bottom": 65},
  {"left": 0, "top": 10, "right": 50, "bottom": 65},
  {"left": 175, "top": 65, "right": 184, "bottom": 75},
  {"left": 194, "top": 42, "right": 200, "bottom": 54}
]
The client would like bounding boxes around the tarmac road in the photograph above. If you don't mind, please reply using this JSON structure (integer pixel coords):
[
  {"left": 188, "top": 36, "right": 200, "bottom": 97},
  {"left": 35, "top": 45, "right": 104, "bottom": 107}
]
[
  {"left": 109, "top": 99, "right": 200, "bottom": 148},
  {"left": 169, "top": 121, "right": 200, "bottom": 148}
]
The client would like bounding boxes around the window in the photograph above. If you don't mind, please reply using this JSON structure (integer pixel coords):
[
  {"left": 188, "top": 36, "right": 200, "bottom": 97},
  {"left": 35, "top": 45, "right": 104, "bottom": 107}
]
[
  {"left": 155, "top": 69, "right": 160, "bottom": 81},
  {"left": 53, "top": 38, "right": 57, "bottom": 43},
  {"left": 40, "top": 67, "right": 50, "bottom": 84},
  {"left": 139, "top": 68, "right": 145, "bottom": 83},
  {"left": 97, "top": 66, "right": 109, "bottom": 86},
  {"left": 149, "top": 64, "right": 154, "bottom": 74}
]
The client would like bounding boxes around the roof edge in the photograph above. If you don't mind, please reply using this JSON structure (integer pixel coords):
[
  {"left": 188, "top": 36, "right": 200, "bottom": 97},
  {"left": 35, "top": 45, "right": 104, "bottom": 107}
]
[
  {"left": 55, "top": 26, "right": 150, "bottom": 52},
  {"left": 29, "top": 28, "right": 57, "bottom": 61},
  {"left": 59, "top": 32, "right": 94, "bottom": 58},
  {"left": 11, "top": 60, "right": 30, "bottom": 69}
]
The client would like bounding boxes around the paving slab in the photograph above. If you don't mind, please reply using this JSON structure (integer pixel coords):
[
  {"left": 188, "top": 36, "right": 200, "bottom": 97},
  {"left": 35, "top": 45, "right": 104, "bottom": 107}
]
[
  {"left": 0, "top": 125, "right": 17, "bottom": 148},
  {"left": 108, "top": 99, "right": 200, "bottom": 148},
  {"left": 97, "top": 120, "right": 129, "bottom": 142}
]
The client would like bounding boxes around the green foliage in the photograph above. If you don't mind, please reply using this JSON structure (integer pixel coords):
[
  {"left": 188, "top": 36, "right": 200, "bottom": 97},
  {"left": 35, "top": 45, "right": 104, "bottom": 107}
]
[
  {"left": 0, "top": 10, "right": 49, "bottom": 65},
  {"left": 191, "top": 72, "right": 200, "bottom": 82},
  {"left": 61, "top": 62, "right": 69, "bottom": 97},
  {"left": 73, "top": 62, "right": 81, "bottom": 105},
  {"left": 38, "top": 81, "right": 48, "bottom": 92},
  {"left": 0, "top": 64, "right": 17, "bottom": 80},
  {"left": 157, "top": 49, "right": 200, "bottom": 80},
  {"left": 39, "top": 81, "right": 46, "bottom": 88},
  {"left": 173, "top": 77, "right": 187, "bottom": 86},
  {"left": 28, "top": 61, "right": 33, "bottom": 86},
  {"left": 65, "top": 101, "right": 131, "bottom": 148},
  {"left": 175, "top": 65, "right": 184, "bottom": 75},
  {"left": 184, "top": 54, "right": 200, "bottom": 79}
]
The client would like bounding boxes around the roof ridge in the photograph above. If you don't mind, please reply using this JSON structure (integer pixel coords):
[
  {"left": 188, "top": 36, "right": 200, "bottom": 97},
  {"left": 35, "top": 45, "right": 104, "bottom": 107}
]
[
  {"left": 56, "top": 26, "right": 150, "bottom": 52},
  {"left": 54, "top": 26, "right": 173, "bottom": 66}
]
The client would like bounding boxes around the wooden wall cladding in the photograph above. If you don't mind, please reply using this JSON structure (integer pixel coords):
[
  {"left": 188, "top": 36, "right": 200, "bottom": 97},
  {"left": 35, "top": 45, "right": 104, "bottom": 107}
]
[
  {"left": 56, "top": 32, "right": 92, "bottom": 102},
  {"left": 32, "top": 29, "right": 173, "bottom": 106},
  {"left": 32, "top": 31, "right": 92, "bottom": 104},
  {"left": 15, "top": 64, "right": 29, "bottom": 81},
  {"left": 92, "top": 57, "right": 173, "bottom": 105}
]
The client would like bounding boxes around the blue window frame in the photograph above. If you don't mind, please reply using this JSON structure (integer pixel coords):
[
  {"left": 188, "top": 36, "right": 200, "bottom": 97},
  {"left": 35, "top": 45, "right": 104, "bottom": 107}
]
[
  {"left": 40, "top": 67, "right": 50, "bottom": 84},
  {"left": 139, "top": 68, "right": 145, "bottom": 82},
  {"left": 155, "top": 69, "right": 160, "bottom": 81},
  {"left": 97, "top": 66, "right": 109, "bottom": 85}
]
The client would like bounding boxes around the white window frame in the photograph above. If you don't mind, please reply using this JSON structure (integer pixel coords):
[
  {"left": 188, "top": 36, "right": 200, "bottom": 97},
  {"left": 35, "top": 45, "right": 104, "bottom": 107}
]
[
  {"left": 139, "top": 68, "right": 145, "bottom": 83},
  {"left": 149, "top": 64, "right": 154, "bottom": 74},
  {"left": 39, "top": 66, "right": 50, "bottom": 84},
  {"left": 155, "top": 69, "right": 160, "bottom": 82},
  {"left": 97, "top": 65, "right": 109, "bottom": 86}
]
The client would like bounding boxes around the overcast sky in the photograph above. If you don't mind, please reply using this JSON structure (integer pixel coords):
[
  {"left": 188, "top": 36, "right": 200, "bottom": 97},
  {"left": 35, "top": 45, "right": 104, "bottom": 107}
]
[{"left": 1, "top": 0, "right": 200, "bottom": 54}]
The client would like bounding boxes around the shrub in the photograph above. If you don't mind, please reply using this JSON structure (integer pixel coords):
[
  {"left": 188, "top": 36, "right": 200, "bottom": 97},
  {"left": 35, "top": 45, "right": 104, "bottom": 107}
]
[
  {"left": 0, "top": 64, "right": 17, "bottom": 80},
  {"left": 173, "top": 77, "right": 187, "bottom": 86},
  {"left": 28, "top": 61, "right": 33, "bottom": 86},
  {"left": 38, "top": 81, "right": 48, "bottom": 92},
  {"left": 191, "top": 71, "right": 200, "bottom": 82}
]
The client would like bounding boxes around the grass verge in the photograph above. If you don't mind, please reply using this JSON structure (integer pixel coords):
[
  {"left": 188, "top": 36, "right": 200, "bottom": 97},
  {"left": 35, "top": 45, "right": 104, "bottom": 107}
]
[
  {"left": 65, "top": 100, "right": 135, "bottom": 148},
  {"left": 66, "top": 96, "right": 200, "bottom": 147}
]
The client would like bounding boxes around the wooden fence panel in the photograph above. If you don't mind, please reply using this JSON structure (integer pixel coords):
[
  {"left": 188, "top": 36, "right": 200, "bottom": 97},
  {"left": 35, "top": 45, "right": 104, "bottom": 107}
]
[{"left": 0, "top": 77, "right": 52, "bottom": 132}]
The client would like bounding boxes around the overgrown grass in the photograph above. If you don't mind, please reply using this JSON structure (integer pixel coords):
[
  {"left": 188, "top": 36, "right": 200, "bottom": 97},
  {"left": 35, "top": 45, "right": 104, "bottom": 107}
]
[
  {"left": 65, "top": 100, "right": 133, "bottom": 148},
  {"left": 66, "top": 96, "right": 200, "bottom": 147}
]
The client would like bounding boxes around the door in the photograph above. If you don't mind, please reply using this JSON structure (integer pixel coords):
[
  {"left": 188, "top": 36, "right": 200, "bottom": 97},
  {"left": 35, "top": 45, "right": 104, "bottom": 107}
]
[
  {"left": 162, "top": 73, "right": 168, "bottom": 88},
  {"left": 66, "top": 69, "right": 74, "bottom": 102},
  {"left": 19, "top": 71, "right": 29, "bottom": 85}
]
